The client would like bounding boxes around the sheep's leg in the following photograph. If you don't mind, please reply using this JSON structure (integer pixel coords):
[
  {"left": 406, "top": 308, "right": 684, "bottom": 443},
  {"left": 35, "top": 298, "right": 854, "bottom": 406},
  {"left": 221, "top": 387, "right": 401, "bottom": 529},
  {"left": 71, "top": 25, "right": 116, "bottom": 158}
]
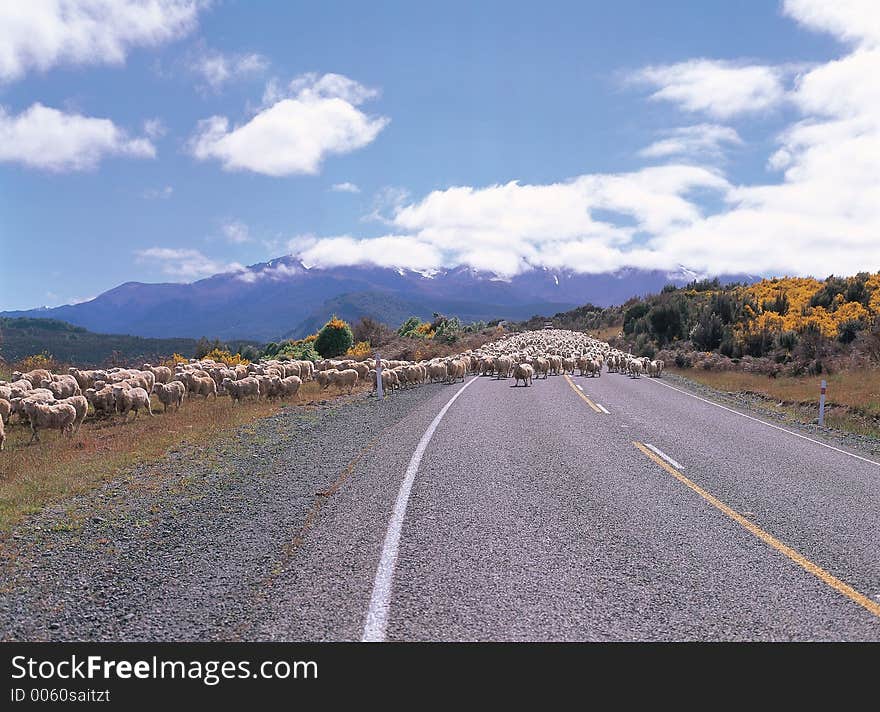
[{"left": 29, "top": 425, "right": 39, "bottom": 444}]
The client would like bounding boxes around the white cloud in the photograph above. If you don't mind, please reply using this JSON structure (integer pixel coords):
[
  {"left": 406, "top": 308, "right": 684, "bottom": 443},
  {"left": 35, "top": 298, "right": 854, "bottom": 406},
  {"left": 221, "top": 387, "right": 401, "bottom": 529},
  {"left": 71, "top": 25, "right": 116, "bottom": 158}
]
[
  {"left": 0, "top": 103, "right": 155, "bottom": 171},
  {"left": 136, "top": 247, "right": 245, "bottom": 281},
  {"left": 631, "top": 59, "right": 787, "bottom": 118},
  {"left": 190, "top": 48, "right": 268, "bottom": 90},
  {"left": 639, "top": 124, "right": 743, "bottom": 160},
  {"left": 783, "top": 0, "right": 880, "bottom": 48},
  {"left": 331, "top": 181, "right": 360, "bottom": 193},
  {"left": 299, "top": 235, "right": 443, "bottom": 271},
  {"left": 189, "top": 73, "right": 388, "bottom": 176},
  {"left": 143, "top": 185, "right": 173, "bottom": 199},
  {"left": 0, "top": 0, "right": 203, "bottom": 83},
  {"left": 221, "top": 219, "right": 250, "bottom": 243}
]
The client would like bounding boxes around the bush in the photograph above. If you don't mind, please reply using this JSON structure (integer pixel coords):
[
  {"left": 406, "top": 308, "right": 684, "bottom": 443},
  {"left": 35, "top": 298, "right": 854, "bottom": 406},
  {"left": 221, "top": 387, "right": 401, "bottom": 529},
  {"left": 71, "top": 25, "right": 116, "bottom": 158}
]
[
  {"left": 837, "top": 319, "right": 864, "bottom": 344},
  {"left": 15, "top": 352, "right": 57, "bottom": 373},
  {"left": 203, "top": 348, "right": 249, "bottom": 366},
  {"left": 690, "top": 311, "right": 723, "bottom": 351},
  {"left": 353, "top": 317, "right": 394, "bottom": 347},
  {"left": 314, "top": 316, "right": 354, "bottom": 358},
  {"left": 346, "top": 341, "right": 372, "bottom": 358}
]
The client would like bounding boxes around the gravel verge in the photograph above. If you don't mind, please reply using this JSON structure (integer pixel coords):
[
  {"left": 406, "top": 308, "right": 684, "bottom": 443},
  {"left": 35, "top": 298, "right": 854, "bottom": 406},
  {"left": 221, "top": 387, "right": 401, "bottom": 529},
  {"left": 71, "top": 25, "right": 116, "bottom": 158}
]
[{"left": 0, "top": 385, "right": 439, "bottom": 641}]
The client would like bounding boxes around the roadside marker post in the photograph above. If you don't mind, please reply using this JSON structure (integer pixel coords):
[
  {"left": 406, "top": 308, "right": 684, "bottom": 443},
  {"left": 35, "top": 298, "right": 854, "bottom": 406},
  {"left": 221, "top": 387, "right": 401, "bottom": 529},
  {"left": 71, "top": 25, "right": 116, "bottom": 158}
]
[
  {"left": 376, "top": 353, "right": 384, "bottom": 399},
  {"left": 819, "top": 379, "right": 826, "bottom": 427}
]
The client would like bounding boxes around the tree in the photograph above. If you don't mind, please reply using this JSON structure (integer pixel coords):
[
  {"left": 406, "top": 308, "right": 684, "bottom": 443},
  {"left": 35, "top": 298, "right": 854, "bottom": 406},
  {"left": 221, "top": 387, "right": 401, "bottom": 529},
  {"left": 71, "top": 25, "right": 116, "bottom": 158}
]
[
  {"left": 314, "top": 316, "right": 353, "bottom": 358},
  {"left": 690, "top": 311, "right": 724, "bottom": 351}
]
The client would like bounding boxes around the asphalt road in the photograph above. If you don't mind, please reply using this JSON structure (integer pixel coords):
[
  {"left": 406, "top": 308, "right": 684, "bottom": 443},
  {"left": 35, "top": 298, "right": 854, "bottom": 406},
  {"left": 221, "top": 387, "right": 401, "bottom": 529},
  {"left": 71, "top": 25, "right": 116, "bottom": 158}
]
[
  {"left": 2, "top": 370, "right": 879, "bottom": 641},
  {"left": 256, "top": 370, "right": 880, "bottom": 641}
]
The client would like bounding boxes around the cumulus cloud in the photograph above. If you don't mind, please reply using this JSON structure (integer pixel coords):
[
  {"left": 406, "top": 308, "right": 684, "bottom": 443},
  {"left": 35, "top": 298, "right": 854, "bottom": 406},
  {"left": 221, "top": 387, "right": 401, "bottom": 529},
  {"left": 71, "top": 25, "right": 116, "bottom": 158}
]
[
  {"left": 331, "top": 181, "right": 360, "bottom": 193},
  {"left": 136, "top": 247, "right": 245, "bottom": 281},
  {"left": 631, "top": 59, "right": 787, "bottom": 118},
  {"left": 0, "top": 0, "right": 203, "bottom": 83},
  {"left": 0, "top": 103, "right": 155, "bottom": 171},
  {"left": 639, "top": 124, "right": 743, "bottom": 160},
  {"left": 143, "top": 118, "right": 167, "bottom": 139},
  {"left": 783, "top": 0, "right": 880, "bottom": 48},
  {"left": 190, "top": 48, "right": 268, "bottom": 90},
  {"left": 285, "top": 4, "right": 880, "bottom": 280},
  {"left": 188, "top": 73, "right": 389, "bottom": 176}
]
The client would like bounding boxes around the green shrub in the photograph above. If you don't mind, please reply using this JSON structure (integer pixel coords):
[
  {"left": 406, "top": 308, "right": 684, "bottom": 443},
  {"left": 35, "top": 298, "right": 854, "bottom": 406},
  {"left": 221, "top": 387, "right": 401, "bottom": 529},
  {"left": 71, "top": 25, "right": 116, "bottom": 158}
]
[{"left": 314, "top": 316, "right": 354, "bottom": 358}]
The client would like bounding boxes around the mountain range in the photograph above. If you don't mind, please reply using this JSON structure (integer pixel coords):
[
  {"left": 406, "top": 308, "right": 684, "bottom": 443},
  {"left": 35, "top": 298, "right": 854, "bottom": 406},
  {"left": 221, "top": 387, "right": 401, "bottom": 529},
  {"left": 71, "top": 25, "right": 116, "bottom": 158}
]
[{"left": 1, "top": 255, "right": 751, "bottom": 342}]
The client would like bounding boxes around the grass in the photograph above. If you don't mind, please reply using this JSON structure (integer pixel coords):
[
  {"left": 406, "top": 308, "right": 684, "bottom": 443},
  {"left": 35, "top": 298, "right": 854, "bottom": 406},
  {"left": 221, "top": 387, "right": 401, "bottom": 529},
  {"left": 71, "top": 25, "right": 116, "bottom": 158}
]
[
  {"left": 668, "top": 367, "right": 880, "bottom": 437},
  {"left": 0, "top": 380, "right": 370, "bottom": 533}
]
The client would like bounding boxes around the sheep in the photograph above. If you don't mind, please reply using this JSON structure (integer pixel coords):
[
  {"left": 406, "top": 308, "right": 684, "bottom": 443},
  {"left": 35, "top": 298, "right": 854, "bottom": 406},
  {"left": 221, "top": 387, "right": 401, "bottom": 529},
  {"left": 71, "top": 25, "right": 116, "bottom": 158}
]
[
  {"left": 41, "top": 376, "right": 81, "bottom": 399},
  {"left": 278, "top": 375, "right": 302, "bottom": 399},
  {"left": 513, "top": 363, "right": 534, "bottom": 387},
  {"left": 69, "top": 367, "right": 100, "bottom": 390},
  {"left": 58, "top": 395, "right": 88, "bottom": 433},
  {"left": 13, "top": 369, "right": 52, "bottom": 387},
  {"left": 428, "top": 361, "right": 448, "bottom": 383},
  {"left": 143, "top": 363, "right": 173, "bottom": 384},
  {"left": 0, "top": 414, "right": 5, "bottom": 452},
  {"left": 115, "top": 386, "right": 152, "bottom": 420},
  {"left": 153, "top": 381, "right": 186, "bottom": 412},
  {"left": 447, "top": 359, "right": 466, "bottom": 383},
  {"left": 24, "top": 401, "right": 77, "bottom": 443},
  {"left": 316, "top": 370, "right": 334, "bottom": 389},
  {"left": 533, "top": 357, "right": 550, "bottom": 379},
  {"left": 328, "top": 368, "right": 359, "bottom": 394},
  {"left": 85, "top": 387, "right": 116, "bottom": 418},
  {"left": 493, "top": 356, "right": 512, "bottom": 379},
  {"left": 222, "top": 377, "right": 261, "bottom": 403}
]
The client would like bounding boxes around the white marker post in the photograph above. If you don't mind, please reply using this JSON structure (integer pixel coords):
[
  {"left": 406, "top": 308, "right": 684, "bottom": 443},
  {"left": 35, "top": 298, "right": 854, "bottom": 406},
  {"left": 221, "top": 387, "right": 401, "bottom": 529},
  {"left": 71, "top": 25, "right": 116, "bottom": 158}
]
[
  {"left": 819, "top": 379, "right": 826, "bottom": 427},
  {"left": 375, "top": 353, "right": 384, "bottom": 399}
]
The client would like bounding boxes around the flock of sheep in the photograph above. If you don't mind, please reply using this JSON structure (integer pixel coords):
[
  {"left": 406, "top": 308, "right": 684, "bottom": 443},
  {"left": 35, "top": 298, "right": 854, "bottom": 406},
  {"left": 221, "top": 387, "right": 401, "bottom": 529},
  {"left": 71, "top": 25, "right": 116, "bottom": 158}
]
[{"left": 0, "top": 328, "right": 662, "bottom": 452}]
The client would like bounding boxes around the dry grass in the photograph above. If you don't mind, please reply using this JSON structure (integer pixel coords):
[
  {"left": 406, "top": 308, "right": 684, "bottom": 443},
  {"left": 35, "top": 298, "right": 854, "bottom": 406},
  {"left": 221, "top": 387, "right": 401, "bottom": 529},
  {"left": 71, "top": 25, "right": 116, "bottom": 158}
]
[
  {"left": 669, "top": 367, "right": 880, "bottom": 437},
  {"left": 590, "top": 325, "right": 623, "bottom": 343},
  {"left": 0, "top": 380, "right": 370, "bottom": 532}
]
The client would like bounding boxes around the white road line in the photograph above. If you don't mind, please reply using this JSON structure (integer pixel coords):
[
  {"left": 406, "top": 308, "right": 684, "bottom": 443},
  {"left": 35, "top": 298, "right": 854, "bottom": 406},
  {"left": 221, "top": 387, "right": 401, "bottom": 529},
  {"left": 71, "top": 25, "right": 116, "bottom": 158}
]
[
  {"left": 362, "top": 376, "right": 477, "bottom": 642},
  {"left": 576, "top": 384, "right": 584, "bottom": 391},
  {"left": 646, "top": 377, "right": 880, "bottom": 468},
  {"left": 596, "top": 403, "right": 611, "bottom": 414},
  {"left": 644, "top": 443, "right": 684, "bottom": 470}
]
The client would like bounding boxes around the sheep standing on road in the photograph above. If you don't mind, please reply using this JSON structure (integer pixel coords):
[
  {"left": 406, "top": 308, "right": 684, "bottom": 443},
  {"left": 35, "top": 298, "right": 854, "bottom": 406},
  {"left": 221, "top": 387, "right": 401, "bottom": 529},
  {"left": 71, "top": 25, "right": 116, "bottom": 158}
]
[{"left": 513, "top": 362, "right": 534, "bottom": 387}]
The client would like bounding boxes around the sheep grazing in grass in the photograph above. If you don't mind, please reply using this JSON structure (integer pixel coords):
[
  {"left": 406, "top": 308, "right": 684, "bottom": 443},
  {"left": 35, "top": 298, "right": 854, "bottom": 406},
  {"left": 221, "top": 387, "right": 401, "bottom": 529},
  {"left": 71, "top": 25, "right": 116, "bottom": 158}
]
[
  {"left": 24, "top": 401, "right": 77, "bottom": 443},
  {"left": 85, "top": 387, "right": 116, "bottom": 418},
  {"left": 329, "top": 368, "right": 359, "bottom": 394},
  {"left": 0, "top": 415, "right": 5, "bottom": 451},
  {"left": 143, "top": 363, "right": 173, "bottom": 384},
  {"left": 0, "top": 398, "right": 10, "bottom": 425},
  {"left": 316, "top": 370, "right": 334, "bottom": 389},
  {"left": 41, "top": 376, "right": 81, "bottom": 399},
  {"left": 513, "top": 363, "right": 534, "bottom": 387},
  {"left": 222, "top": 377, "right": 260, "bottom": 404},
  {"left": 115, "top": 386, "right": 152, "bottom": 420},
  {"left": 58, "top": 395, "right": 88, "bottom": 433},
  {"left": 279, "top": 375, "right": 302, "bottom": 399},
  {"left": 153, "top": 381, "right": 186, "bottom": 412}
]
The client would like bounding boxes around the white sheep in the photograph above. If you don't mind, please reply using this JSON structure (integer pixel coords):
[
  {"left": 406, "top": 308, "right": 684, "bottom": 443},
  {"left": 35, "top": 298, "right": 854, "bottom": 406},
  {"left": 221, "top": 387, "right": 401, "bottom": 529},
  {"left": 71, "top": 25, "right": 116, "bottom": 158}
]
[
  {"left": 24, "top": 401, "right": 77, "bottom": 443},
  {"left": 329, "top": 368, "right": 359, "bottom": 394},
  {"left": 115, "top": 386, "right": 152, "bottom": 420},
  {"left": 152, "top": 381, "right": 186, "bottom": 412},
  {"left": 58, "top": 395, "right": 89, "bottom": 433},
  {"left": 513, "top": 363, "right": 534, "bottom": 387}
]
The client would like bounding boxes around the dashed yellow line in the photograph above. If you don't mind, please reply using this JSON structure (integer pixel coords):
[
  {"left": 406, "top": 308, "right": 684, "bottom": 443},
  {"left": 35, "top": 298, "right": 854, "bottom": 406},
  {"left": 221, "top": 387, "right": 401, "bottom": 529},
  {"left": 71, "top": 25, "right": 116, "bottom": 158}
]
[
  {"left": 563, "top": 374, "right": 602, "bottom": 413},
  {"left": 633, "top": 441, "right": 880, "bottom": 620}
]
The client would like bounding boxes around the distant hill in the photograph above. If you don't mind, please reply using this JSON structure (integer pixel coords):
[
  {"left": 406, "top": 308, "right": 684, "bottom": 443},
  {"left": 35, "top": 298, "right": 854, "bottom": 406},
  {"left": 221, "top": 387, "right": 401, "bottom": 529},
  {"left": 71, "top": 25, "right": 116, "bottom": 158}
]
[
  {"left": 1, "top": 255, "right": 748, "bottom": 341},
  {"left": 0, "top": 317, "right": 201, "bottom": 366}
]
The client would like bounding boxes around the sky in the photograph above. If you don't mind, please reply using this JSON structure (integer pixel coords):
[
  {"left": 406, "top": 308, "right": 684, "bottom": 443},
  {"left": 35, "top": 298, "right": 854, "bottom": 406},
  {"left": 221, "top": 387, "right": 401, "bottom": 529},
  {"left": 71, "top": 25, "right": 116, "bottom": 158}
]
[{"left": 1, "top": 0, "right": 878, "bottom": 310}]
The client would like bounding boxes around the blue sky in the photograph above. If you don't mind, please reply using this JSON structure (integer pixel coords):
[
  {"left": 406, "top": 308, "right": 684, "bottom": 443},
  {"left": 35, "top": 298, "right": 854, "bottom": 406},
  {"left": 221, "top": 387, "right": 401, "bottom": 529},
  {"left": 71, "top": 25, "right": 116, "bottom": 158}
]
[{"left": 1, "top": 0, "right": 878, "bottom": 310}]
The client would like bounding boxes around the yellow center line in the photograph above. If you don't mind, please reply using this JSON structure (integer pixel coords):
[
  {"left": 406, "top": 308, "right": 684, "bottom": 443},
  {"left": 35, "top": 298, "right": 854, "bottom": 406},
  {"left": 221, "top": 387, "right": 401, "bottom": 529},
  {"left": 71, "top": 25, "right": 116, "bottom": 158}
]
[
  {"left": 563, "top": 374, "right": 602, "bottom": 413},
  {"left": 633, "top": 441, "right": 880, "bottom": 620}
]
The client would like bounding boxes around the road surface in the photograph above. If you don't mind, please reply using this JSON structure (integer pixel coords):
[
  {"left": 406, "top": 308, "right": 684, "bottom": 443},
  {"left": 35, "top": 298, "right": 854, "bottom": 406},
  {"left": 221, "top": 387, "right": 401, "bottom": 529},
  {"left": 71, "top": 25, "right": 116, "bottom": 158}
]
[
  {"left": 258, "top": 371, "right": 880, "bottom": 641},
  {"left": 2, "top": 371, "right": 878, "bottom": 641}
]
